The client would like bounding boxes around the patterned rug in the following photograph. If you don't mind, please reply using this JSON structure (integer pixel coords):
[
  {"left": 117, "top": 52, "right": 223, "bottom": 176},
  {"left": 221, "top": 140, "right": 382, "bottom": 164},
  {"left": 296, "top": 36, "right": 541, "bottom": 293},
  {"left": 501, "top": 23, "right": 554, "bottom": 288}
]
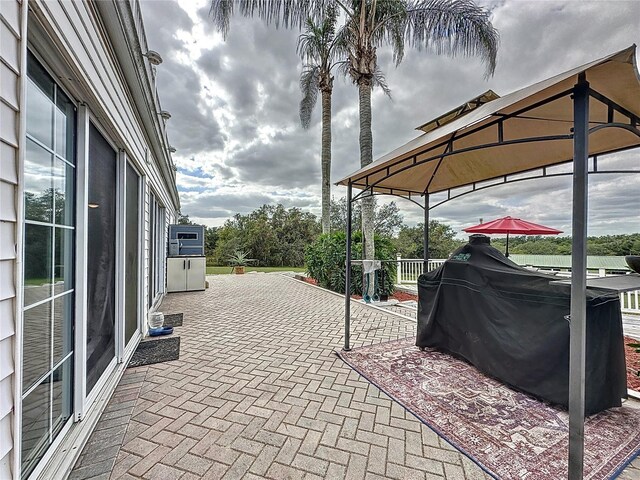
[{"left": 338, "top": 337, "right": 640, "bottom": 480}]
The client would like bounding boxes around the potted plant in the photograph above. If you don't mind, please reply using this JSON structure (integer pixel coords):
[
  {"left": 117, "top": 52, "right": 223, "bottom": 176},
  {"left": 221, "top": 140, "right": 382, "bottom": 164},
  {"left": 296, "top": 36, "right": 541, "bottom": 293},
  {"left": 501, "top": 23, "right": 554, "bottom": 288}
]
[{"left": 228, "top": 250, "right": 250, "bottom": 274}]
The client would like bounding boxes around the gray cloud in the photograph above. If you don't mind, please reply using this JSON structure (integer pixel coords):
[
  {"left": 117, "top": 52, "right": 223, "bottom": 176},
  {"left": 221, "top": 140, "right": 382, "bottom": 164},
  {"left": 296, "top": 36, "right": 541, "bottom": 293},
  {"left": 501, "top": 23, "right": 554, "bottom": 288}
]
[
  {"left": 140, "top": 0, "right": 226, "bottom": 156},
  {"left": 140, "top": 0, "right": 640, "bottom": 233},
  {"left": 180, "top": 189, "right": 319, "bottom": 222}
]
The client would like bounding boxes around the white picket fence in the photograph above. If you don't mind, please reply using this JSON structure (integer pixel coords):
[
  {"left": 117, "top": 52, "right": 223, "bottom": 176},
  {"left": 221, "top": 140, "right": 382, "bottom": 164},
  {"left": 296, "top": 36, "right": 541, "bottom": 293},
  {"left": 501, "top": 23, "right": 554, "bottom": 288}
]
[{"left": 396, "top": 255, "right": 640, "bottom": 315}]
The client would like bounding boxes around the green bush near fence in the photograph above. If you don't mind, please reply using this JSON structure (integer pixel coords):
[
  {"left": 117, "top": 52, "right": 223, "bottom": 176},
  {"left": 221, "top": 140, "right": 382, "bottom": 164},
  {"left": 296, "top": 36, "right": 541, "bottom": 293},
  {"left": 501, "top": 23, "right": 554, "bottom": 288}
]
[{"left": 305, "top": 231, "right": 396, "bottom": 296}]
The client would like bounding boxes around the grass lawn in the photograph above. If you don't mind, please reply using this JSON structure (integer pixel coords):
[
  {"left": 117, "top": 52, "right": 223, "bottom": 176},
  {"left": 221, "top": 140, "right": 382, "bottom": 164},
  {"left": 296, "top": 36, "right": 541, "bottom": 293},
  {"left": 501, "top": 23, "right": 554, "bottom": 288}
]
[{"left": 206, "top": 266, "right": 307, "bottom": 275}]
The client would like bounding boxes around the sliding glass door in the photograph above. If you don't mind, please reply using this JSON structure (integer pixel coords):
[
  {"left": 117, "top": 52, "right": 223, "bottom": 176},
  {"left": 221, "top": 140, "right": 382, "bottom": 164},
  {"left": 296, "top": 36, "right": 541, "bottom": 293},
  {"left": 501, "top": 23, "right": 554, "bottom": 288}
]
[
  {"left": 86, "top": 124, "right": 117, "bottom": 394},
  {"left": 21, "top": 53, "right": 75, "bottom": 478}
]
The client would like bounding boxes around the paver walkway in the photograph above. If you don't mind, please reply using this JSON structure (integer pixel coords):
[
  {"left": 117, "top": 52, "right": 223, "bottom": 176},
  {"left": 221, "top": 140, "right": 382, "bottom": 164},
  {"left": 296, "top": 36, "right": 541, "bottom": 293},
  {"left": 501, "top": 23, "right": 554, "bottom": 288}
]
[{"left": 72, "top": 274, "right": 640, "bottom": 479}]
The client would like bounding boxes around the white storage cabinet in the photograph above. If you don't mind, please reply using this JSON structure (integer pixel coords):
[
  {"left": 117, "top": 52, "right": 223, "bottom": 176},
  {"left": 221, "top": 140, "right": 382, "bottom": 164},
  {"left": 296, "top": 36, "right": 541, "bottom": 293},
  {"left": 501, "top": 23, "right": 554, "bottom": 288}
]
[{"left": 167, "top": 256, "right": 206, "bottom": 292}]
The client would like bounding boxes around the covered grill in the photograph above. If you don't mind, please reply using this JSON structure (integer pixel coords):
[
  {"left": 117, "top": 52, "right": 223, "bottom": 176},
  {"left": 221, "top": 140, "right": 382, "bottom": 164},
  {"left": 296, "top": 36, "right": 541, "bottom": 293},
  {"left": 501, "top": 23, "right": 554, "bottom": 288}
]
[{"left": 416, "top": 236, "right": 627, "bottom": 415}]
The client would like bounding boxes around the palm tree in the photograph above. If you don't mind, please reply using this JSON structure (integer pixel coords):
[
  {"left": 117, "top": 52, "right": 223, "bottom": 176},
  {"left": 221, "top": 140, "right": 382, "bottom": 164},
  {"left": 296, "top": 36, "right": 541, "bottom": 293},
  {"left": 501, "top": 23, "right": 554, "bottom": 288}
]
[
  {"left": 209, "top": 0, "right": 498, "bottom": 294},
  {"left": 335, "top": 0, "right": 499, "bottom": 295},
  {"left": 298, "top": 5, "right": 341, "bottom": 233}
]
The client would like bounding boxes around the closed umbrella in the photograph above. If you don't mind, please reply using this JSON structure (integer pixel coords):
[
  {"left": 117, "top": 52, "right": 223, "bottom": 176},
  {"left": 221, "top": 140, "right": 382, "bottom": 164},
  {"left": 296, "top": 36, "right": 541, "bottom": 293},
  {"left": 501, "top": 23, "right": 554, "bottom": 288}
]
[{"left": 463, "top": 216, "right": 562, "bottom": 257}]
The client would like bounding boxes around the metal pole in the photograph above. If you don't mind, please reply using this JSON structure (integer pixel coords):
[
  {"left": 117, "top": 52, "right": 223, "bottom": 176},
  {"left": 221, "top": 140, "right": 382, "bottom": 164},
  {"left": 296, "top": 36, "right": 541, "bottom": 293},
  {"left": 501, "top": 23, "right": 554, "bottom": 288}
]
[
  {"left": 568, "top": 72, "right": 589, "bottom": 480},
  {"left": 423, "top": 194, "right": 430, "bottom": 273},
  {"left": 344, "top": 182, "right": 353, "bottom": 351}
]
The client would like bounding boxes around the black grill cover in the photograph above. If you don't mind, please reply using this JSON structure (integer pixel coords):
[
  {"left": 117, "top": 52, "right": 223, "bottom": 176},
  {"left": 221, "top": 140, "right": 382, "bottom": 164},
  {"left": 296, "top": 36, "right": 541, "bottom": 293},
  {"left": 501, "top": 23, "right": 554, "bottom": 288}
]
[{"left": 416, "top": 239, "right": 627, "bottom": 415}]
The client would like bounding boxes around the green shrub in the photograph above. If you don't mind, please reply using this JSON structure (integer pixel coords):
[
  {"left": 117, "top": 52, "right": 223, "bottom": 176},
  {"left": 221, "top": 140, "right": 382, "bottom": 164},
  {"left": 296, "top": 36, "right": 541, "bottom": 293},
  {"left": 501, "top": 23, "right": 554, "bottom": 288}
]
[
  {"left": 206, "top": 257, "right": 217, "bottom": 266},
  {"left": 305, "top": 231, "right": 396, "bottom": 296}
]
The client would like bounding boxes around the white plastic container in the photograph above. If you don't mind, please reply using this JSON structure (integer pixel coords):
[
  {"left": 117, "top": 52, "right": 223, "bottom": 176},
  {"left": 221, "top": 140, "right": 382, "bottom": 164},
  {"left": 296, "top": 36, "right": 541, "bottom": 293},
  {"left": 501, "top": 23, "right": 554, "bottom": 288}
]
[{"left": 148, "top": 312, "right": 164, "bottom": 329}]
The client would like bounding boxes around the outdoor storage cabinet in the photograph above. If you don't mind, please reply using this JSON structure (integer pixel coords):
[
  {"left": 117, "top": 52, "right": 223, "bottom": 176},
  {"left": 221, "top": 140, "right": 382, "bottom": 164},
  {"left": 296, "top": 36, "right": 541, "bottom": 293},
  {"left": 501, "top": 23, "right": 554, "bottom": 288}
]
[{"left": 167, "top": 256, "right": 206, "bottom": 292}]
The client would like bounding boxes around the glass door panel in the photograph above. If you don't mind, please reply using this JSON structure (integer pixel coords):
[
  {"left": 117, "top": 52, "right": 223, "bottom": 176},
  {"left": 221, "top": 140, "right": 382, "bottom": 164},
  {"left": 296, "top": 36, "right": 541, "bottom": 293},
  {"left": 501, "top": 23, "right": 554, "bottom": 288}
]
[
  {"left": 86, "top": 123, "right": 116, "bottom": 394},
  {"left": 21, "top": 52, "right": 75, "bottom": 479},
  {"left": 124, "top": 163, "right": 139, "bottom": 343}
]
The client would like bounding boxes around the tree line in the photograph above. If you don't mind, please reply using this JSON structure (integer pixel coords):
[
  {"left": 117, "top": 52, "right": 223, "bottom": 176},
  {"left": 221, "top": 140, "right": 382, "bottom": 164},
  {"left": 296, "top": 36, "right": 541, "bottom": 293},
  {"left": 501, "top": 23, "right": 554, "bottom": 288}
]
[
  {"left": 490, "top": 234, "right": 640, "bottom": 257},
  {"left": 178, "top": 205, "right": 320, "bottom": 267},
  {"left": 179, "top": 201, "right": 640, "bottom": 267}
]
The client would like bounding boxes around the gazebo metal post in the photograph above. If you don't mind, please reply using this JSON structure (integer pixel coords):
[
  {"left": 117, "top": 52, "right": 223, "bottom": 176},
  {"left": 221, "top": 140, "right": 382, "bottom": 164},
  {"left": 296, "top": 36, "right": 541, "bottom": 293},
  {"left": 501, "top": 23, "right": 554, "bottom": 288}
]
[
  {"left": 344, "top": 181, "right": 353, "bottom": 351},
  {"left": 568, "top": 72, "right": 589, "bottom": 480},
  {"left": 423, "top": 194, "right": 430, "bottom": 272}
]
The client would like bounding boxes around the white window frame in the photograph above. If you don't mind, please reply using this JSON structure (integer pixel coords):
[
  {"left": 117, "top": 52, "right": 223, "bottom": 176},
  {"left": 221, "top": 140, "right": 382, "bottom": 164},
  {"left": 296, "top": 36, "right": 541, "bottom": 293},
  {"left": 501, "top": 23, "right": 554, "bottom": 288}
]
[
  {"left": 75, "top": 115, "right": 122, "bottom": 419},
  {"left": 119, "top": 156, "right": 143, "bottom": 361},
  {"left": 20, "top": 49, "right": 79, "bottom": 479}
]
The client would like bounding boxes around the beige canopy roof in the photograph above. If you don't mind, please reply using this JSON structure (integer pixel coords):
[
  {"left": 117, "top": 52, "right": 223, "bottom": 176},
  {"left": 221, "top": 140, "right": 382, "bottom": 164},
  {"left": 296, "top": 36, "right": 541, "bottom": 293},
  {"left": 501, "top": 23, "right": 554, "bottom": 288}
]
[{"left": 337, "top": 45, "right": 640, "bottom": 197}]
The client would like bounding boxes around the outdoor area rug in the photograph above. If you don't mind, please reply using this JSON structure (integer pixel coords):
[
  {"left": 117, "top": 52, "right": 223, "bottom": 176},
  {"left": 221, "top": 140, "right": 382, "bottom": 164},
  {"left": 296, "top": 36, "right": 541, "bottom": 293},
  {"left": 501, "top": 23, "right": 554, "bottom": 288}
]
[
  {"left": 128, "top": 336, "right": 180, "bottom": 368},
  {"left": 338, "top": 337, "right": 640, "bottom": 480}
]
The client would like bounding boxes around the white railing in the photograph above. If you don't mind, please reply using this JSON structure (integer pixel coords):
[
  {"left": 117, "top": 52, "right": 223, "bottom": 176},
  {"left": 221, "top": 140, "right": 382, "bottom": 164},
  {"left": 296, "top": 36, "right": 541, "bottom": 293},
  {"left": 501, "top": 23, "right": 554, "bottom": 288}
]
[
  {"left": 396, "top": 256, "right": 446, "bottom": 284},
  {"left": 395, "top": 255, "right": 640, "bottom": 315}
]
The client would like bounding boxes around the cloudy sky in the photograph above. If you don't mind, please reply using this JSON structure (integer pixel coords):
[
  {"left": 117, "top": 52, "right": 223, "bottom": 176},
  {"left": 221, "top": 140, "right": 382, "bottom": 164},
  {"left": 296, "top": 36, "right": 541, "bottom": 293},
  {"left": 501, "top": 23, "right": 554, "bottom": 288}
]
[{"left": 139, "top": 0, "right": 640, "bottom": 238}]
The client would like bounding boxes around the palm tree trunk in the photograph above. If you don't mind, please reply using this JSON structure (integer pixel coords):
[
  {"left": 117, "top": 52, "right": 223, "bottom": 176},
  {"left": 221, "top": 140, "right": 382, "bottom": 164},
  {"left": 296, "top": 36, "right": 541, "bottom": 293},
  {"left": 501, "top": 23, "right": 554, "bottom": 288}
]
[
  {"left": 359, "top": 81, "right": 375, "bottom": 299},
  {"left": 321, "top": 88, "right": 332, "bottom": 233}
]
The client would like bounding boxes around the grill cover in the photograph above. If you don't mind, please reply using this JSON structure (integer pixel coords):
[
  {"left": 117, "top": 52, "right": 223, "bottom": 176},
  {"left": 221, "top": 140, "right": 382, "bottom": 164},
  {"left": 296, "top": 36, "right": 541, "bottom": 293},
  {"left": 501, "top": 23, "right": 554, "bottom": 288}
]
[{"left": 416, "top": 238, "right": 627, "bottom": 415}]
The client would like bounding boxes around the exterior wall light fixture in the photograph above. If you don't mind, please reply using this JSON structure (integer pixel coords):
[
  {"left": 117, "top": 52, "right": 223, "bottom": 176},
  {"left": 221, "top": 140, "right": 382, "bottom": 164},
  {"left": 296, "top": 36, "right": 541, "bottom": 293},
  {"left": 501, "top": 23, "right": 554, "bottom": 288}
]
[{"left": 143, "top": 50, "right": 163, "bottom": 65}]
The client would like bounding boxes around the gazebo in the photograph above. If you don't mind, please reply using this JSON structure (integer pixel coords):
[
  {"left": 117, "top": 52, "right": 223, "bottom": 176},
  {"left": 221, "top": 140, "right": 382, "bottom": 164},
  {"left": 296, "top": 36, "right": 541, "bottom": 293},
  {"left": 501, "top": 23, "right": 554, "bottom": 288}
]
[{"left": 337, "top": 45, "right": 640, "bottom": 479}]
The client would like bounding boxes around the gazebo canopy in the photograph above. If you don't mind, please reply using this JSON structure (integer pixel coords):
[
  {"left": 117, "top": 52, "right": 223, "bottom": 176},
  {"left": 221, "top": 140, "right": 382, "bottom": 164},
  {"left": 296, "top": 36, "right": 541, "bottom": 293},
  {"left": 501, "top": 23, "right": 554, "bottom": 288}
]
[
  {"left": 338, "top": 45, "right": 640, "bottom": 480},
  {"left": 337, "top": 45, "right": 640, "bottom": 198}
]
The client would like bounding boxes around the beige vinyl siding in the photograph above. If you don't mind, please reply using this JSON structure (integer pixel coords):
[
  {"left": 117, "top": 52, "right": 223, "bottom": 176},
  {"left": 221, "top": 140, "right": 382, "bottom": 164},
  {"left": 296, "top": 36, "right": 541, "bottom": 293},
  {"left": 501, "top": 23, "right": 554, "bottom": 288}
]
[{"left": 0, "top": 0, "right": 22, "bottom": 475}]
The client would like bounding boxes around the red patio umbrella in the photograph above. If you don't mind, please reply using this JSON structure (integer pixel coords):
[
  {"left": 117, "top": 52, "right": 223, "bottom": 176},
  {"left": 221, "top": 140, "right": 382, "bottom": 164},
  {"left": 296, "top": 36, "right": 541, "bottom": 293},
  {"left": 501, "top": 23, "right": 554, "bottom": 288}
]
[{"left": 463, "top": 216, "right": 562, "bottom": 257}]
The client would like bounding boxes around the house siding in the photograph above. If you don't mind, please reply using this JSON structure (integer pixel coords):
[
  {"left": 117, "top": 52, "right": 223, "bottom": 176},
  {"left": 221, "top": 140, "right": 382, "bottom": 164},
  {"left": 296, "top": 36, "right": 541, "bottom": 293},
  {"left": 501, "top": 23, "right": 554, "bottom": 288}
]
[
  {"left": 0, "top": 0, "right": 23, "bottom": 476},
  {"left": 0, "top": 0, "right": 178, "bottom": 478}
]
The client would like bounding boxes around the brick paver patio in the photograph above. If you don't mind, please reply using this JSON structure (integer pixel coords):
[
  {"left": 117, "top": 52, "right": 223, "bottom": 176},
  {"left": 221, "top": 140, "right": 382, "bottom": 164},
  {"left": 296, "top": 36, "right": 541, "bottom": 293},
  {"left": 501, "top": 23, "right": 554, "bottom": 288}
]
[{"left": 72, "top": 273, "right": 640, "bottom": 479}]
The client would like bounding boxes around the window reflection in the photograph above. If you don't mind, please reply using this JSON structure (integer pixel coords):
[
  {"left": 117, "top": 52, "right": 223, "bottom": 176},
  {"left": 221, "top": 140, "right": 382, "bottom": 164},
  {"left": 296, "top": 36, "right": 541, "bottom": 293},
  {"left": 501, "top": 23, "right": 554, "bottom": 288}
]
[
  {"left": 54, "top": 228, "right": 73, "bottom": 294},
  {"left": 24, "top": 139, "right": 54, "bottom": 223},
  {"left": 21, "top": 379, "right": 50, "bottom": 476},
  {"left": 55, "top": 92, "right": 75, "bottom": 162},
  {"left": 51, "top": 359, "right": 73, "bottom": 437},
  {"left": 23, "top": 224, "right": 52, "bottom": 305},
  {"left": 26, "top": 78, "right": 53, "bottom": 148},
  {"left": 22, "top": 302, "right": 52, "bottom": 392},
  {"left": 53, "top": 293, "right": 73, "bottom": 364},
  {"left": 22, "top": 52, "right": 76, "bottom": 479},
  {"left": 54, "top": 159, "right": 74, "bottom": 226}
]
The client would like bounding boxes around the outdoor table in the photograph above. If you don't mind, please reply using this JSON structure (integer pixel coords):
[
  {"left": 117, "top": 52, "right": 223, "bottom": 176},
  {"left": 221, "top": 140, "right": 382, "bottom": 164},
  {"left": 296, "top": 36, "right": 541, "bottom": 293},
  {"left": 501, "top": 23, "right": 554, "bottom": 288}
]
[{"left": 550, "top": 273, "right": 640, "bottom": 293}]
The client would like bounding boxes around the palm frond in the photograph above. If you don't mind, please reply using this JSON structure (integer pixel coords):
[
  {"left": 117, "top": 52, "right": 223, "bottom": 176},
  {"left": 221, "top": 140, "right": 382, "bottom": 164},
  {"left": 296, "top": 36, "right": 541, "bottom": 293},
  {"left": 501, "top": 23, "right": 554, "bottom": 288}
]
[
  {"left": 297, "top": 19, "right": 322, "bottom": 61},
  {"left": 404, "top": 0, "right": 499, "bottom": 77},
  {"left": 209, "top": 0, "right": 320, "bottom": 39},
  {"left": 368, "top": 0, "right": 407, "bottom": 65},
  {"left": 336, "top": 57, "right": 352, "bottom": 80},
  {"left": 209, "top": 0, "right": 234, "bottom": 38},
  {"left": 372, "top": 67, "right": 392, "bottom": 99},
  {"left": 299, "top": 66, "right": 320, "bottom": 129},
  {"left": 297, "top": 3, "right": 342, "bottom": 68}
]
